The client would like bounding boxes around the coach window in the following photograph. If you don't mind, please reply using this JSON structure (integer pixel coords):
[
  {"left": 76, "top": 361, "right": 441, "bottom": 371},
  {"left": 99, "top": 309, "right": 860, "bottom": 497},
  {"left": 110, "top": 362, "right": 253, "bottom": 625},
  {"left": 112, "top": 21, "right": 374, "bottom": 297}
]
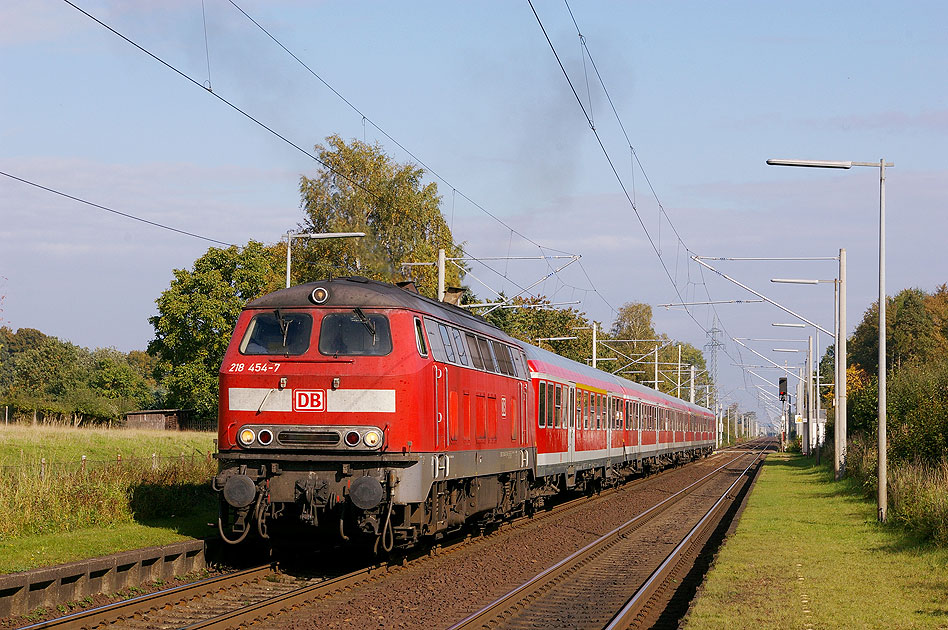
[
  {"left": 582, "top": 391, "right": 588, "bottom": 429},
  {"left": 554, "top": 385, "right": 562, "bottom": 428},
  {"left": 594, "top": 394, "right": 600, "bottom": 430},
  {"left": 466, "top": 333, "right": 484, "bottom": 370},
  {"left": 438, "top": 324, "right": 457, "bottom": 363},
  {"left": 450, "top": 327, "right": 469, "bottom": 366},
  {"left": 547, "top": 382, "right": 555, "bottom": 428},
  {"left": 538, "top": 382, "right": 546, "bottom": 428}
]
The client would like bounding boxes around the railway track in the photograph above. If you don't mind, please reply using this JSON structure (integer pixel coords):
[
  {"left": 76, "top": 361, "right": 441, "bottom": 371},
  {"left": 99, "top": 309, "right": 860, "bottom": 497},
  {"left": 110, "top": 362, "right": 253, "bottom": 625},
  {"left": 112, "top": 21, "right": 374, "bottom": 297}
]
[
  {"left": 17, "top": 444, "right": 766, "bottom": 630},
  {"left": 448, "top": 443, "right": 768, "bottom": 630}
]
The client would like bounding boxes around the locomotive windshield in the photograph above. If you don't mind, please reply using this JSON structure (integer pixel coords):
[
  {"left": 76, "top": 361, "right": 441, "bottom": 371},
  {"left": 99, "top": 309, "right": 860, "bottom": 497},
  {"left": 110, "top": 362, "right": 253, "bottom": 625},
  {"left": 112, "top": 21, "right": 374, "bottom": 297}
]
[
  {"left": 318, "top": 311, "right": 392, "bottom": 356},
  {"left": 240, "top": 310, "right": 312, "bottom": 355}
]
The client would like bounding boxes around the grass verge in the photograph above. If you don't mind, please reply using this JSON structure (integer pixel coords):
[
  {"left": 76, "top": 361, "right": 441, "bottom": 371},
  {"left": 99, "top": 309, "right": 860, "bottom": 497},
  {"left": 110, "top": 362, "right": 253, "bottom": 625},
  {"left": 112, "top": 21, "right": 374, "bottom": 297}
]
[
  {"left": 684, "top": 452, "right": 948, "bottom": 630},
  {"left": 0, "top": 511, "right": 217, "bottom": 574}
]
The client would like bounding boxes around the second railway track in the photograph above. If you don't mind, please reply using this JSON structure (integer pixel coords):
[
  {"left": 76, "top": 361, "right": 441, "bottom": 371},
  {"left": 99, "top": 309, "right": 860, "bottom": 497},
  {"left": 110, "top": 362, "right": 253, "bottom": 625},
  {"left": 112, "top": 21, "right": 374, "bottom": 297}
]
[{"left": 449, "top": 442, "right": 768, "bottom": 630}]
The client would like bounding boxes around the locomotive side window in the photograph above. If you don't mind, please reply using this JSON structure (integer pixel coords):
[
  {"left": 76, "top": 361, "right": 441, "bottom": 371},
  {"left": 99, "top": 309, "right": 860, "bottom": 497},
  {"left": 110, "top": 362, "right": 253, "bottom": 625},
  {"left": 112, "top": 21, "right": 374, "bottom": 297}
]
[
  {"left": 240, "top": 311, "right": 312, "bottom": 356},
  {"left": 319, "top": 312, "right": 392, "bottom": 356},
  {"left": 538, "top": 381, "right": 546, "bottom": 428},
  {"left": 466, "top": 333, "right": 485, "bottom": 370},
  {"left": 438, "top": 324, "right": 457, "bottom": 363},
  {"left": 414, "top": 318, "right": 428, "bottom": 357},
  {"left": 494, "top": 342, "right": 515, "bottom": 376},
  {"left": 423, "top": 318, "right": 447, "bottom": 362},
  {"left": 450, "top": 327, "right": 470, "bottom": 366},
  {"left": 477, "top": 337, "right": 497, "bottom": 372}
]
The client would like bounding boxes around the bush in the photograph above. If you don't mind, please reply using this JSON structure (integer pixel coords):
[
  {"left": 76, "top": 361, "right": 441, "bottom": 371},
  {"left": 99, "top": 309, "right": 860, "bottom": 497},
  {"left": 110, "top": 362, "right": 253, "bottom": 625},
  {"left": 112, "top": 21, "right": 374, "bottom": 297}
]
[
  {"left": 848, "top": 358, "right": 948, "bottom": 467},
  {"left": 786, "top": 435, "right": 802, "bottom": 453},
  {"left": 845, "top": 434, "right": 948, "bottom": 546}
]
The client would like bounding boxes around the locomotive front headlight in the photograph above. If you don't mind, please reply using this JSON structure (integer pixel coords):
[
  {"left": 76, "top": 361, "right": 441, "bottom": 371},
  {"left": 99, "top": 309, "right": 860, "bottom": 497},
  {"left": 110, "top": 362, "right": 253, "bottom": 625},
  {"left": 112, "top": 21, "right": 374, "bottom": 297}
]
[
  {"left": 310, "top": 287, "right": 329, "bottom": 304},
  {"left": 363, "top": 430, "right": 382, "bottom": 448},
  {"left": 257, "top": 429, "right": 273, "bottom": 446},
  {"left": 238, "top": 428, "right": 256, "bottom": 447},
  {"left": 344, "top": 430, "right": 361, "bottom": 447}
]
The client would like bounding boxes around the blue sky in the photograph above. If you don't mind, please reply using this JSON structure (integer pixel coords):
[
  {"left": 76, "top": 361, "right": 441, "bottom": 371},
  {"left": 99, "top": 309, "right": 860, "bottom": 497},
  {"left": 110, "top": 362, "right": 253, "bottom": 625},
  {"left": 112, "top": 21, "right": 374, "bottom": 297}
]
[{"left": 2, "top": 1, "right": 947, "bottom": 424}]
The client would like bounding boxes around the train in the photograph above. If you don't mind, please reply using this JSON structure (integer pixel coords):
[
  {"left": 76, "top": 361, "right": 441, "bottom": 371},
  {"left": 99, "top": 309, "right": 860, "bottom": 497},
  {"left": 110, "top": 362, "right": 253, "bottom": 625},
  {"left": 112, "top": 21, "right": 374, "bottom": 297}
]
[{"left": 213, "top": 276, "right": 715, "bottom": 551}]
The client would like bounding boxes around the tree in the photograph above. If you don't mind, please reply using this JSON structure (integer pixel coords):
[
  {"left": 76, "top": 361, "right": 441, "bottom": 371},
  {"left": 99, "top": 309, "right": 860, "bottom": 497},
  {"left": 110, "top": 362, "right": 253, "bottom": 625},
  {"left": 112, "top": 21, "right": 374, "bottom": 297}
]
[
  {"left": 296, "top": 135, "right": 464, "bottom": 296},
  {"left": 849, "top": 287, "right": 943, "bottom": 374},
  {"left": 481, "top": 295, "right": 596, "bottom": 365},
  {"left": 148, "top": 241, "right": 283, "bottom": 424}
]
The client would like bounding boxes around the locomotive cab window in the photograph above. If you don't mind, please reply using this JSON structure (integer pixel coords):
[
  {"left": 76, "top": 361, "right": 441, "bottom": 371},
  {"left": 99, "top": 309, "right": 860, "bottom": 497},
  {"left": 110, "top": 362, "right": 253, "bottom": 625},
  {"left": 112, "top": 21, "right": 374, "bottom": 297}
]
[
  {"left": 414, "top": 318, "right": 428, "bottom": 357},
  {"left": 318, "top": 311, "right": 392, "bottom": 356},
  {"left": 240, "top": 311, "right": 312, "bottom": 356}
]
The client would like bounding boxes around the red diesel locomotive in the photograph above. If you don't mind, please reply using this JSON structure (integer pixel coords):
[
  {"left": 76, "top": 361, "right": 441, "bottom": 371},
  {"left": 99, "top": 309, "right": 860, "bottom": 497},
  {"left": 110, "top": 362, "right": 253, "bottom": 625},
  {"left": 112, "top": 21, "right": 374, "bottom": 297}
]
[{"left": 214, "top": 277, "right": 714, "bottom": 551}]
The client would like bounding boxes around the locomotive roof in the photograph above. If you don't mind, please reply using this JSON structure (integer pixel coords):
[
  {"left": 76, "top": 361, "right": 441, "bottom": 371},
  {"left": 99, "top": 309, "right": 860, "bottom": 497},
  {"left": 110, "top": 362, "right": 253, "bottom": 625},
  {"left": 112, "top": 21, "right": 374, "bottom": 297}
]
[
  {"left": 523, "top": 343, "right": 711, "bottom": 414},
  {"left": 245, "top": 277, "right": 517, "bottom": 343}
]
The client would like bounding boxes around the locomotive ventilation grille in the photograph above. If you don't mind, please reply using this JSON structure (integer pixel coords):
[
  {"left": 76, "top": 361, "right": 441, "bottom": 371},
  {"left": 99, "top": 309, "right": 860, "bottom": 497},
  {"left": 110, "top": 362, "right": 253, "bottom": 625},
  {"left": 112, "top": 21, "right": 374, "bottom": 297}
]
[{"left": 277, "top": 430, "right": 341, "bottom": 446}]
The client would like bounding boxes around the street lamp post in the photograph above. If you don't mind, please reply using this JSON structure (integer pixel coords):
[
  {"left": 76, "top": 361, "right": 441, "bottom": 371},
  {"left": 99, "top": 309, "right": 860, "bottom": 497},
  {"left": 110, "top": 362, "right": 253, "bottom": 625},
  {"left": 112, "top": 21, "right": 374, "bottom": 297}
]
[
  {"left": 767, "top": 157, "right": 891, "bottom": 521},
  {"left": 285, "top": 231, "right": 366, "bottom": 288}
]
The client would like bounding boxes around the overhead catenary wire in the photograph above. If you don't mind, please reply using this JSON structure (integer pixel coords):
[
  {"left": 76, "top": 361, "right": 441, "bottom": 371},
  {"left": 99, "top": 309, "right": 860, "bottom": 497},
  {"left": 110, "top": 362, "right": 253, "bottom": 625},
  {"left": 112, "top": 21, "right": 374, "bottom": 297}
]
[
  {"left": 61, "top": 0, "right": 599, "bottom": 312},
  {"left": 0, "top": 169, "right": 233, "bottom": 247},
  {"left": 537, "top": 1, "right": 764, "bottom": 411},
  {"left": 224, "top": 0, "right": 575, "bottom": 258}
]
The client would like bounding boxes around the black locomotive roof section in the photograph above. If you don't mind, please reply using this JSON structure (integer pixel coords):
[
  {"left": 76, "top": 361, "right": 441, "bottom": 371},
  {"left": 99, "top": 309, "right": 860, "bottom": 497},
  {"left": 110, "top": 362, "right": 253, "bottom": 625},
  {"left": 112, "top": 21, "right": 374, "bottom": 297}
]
[{"left": 245, "top": 277, "right": 517, "bottom": 344}]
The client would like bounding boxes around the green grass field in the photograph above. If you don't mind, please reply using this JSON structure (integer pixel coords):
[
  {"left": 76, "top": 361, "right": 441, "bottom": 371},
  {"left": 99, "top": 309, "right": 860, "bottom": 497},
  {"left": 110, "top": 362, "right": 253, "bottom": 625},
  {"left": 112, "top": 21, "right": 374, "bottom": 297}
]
[
  {"left": 0, "top": 425, "right": 216, "bottom": 467},
  {"left": 0, "top": 425, "right": 218, "bottom": 574},
  {"left": 684, "top": 453, "right": 948, "bottom": 629}
]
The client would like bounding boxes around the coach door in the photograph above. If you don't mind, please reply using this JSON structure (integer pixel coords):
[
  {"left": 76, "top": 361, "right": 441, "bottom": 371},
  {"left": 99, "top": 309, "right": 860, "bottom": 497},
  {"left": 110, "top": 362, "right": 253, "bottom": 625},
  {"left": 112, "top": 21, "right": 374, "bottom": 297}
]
[
  {"left": 567, "top": 386, "right": 576, "bottom": 460},
  {"left": 434, "top": 364, "right": 448, "bottom": 449}
]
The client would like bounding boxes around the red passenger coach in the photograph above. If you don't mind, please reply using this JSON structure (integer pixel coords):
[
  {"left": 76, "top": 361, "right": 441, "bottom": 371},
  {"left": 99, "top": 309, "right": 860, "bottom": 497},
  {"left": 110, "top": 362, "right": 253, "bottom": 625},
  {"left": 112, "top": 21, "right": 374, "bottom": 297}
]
[
  {"left": 213, "top": 277, "right": 713, "bottom": 552},
  {"left": 526, "top": 345, "right": 714, "bottom": 490}
]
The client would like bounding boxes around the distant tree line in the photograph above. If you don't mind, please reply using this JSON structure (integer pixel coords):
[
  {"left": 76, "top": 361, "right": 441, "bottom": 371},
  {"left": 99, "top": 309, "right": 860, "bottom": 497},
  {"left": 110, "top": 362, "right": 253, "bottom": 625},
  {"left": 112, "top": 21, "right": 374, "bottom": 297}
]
[{"left": 0, "top": 327, "right": 158, "bottom": 425}]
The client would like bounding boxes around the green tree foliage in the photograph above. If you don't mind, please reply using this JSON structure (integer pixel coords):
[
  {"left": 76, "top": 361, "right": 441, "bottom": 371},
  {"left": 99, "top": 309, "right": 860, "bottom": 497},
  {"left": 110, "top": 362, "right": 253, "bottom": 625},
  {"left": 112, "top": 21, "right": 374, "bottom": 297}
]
[
  {"left": 148, "top": 241, "right": 283, "bottom": 425},
  {"left": 296, "top": 135, "right": 464, "bottom": 296},
  {"left": 841, "top": 283, "right": 948, "bottom": 464},
  {"left": 848, "top": 287, "right": 945, "bottom": 374},
  {"left": 0, "top": 327, "right": 156, "bottom": 424},
  {"left": 481, "top": 296, "right": 596, "bottom": 365}
]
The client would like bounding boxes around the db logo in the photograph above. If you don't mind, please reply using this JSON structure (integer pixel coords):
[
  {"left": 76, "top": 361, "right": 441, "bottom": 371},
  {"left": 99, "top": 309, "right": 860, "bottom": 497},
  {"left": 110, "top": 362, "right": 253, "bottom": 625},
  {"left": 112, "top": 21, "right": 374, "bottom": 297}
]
[{"left": 293, "top": 390, "right": 325, "bottom": 412}]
